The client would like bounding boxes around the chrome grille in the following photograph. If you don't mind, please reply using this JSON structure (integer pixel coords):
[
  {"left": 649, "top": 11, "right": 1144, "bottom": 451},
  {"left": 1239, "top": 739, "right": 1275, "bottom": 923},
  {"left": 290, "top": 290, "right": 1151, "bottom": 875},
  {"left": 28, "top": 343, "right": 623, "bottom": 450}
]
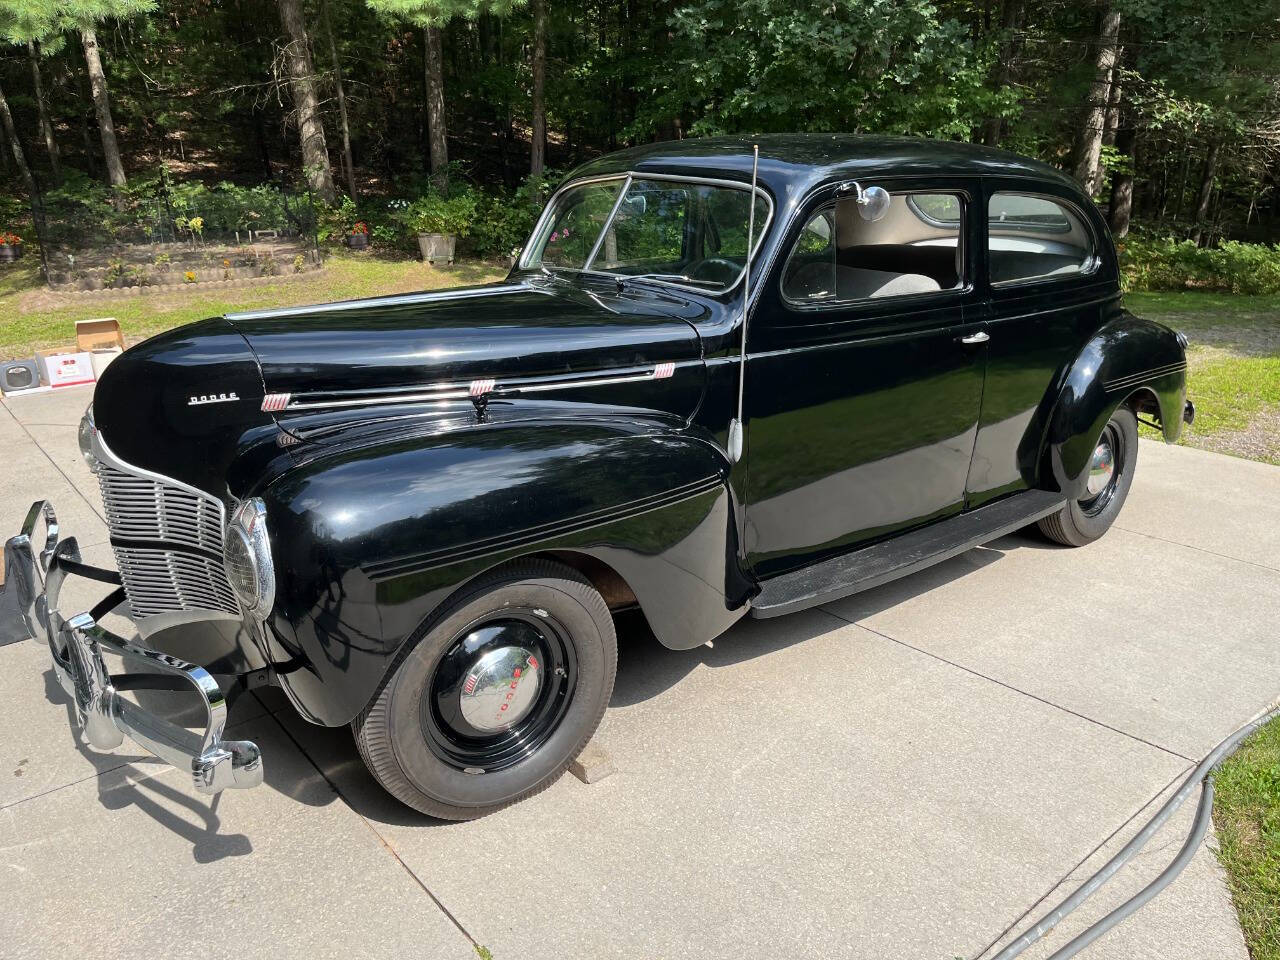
[
  {"left": 95, "top": 458, "right": 240, "bottom": 619},
  {"left": 97, "top": 464, "right": 224, "bottom": 549}
]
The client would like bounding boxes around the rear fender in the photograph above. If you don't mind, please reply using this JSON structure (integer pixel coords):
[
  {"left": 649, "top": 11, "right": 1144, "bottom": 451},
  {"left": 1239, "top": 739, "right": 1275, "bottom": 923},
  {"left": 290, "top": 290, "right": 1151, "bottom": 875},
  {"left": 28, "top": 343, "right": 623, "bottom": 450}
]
[
  {"left": 257, "top": 419, "right": 747, "bottom": 726},
  {"left": 1042, "top": 311, "right": 1188, "bottom": 498}
]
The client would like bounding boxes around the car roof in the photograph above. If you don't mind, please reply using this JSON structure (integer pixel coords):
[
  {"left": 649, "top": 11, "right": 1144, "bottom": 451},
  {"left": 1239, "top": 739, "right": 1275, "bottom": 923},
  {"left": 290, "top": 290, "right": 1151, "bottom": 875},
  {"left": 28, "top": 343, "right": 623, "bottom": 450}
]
[{"left": 564, "top": 134, "right": 1081, "bottom": 198}]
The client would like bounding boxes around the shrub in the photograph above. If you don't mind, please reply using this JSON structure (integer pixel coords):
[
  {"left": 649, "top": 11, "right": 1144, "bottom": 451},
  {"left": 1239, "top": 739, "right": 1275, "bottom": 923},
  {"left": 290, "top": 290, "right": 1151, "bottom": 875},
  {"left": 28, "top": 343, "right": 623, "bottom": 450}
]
[
  {"left": 396, "top": 188, "right": 479, "bottom": 237},
  {"left": 466, "top": 173, "right": 557, "bottom": 259},
  {"left": 316, "top": 195, "right": 358, "bottom": 244},
  {"left": 1119, "top": 237, "right": 1280, "bottom": 295}
]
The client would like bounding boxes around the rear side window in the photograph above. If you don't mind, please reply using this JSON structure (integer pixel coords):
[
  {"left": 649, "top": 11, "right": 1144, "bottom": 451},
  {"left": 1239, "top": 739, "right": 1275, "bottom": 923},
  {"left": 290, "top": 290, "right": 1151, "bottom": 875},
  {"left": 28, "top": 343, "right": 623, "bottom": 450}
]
[
  {"left": 781, "top": 191, "right": 964, "bottom": 305},
  {"left": 987, "top": 193, "right": 1094, "bottom": 285}
]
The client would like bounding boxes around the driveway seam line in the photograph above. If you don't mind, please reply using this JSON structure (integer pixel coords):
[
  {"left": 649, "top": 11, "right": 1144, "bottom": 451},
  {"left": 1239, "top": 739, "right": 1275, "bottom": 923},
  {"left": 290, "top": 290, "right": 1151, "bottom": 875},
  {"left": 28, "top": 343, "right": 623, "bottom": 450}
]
[
  {"left": 820, "top": 609, "right": 1196, "bottom": 763},
  {"left": 259, "top": 700, "right": 479, "bottom": 950},
  {"left": 1114, "top": 523, "right": 1280, "bottom": 575},
  {"left": 2, "top": 401, "right": 107, "bottom": 526},
  {"left": 0, "top": 758, "right": 142, "bottom": 810},
  {"left": 0, "top": 702, "right": 269, "bottom": 811},
  {"left": 969, "top": 762, "right": 1193, "bottom": 960}
]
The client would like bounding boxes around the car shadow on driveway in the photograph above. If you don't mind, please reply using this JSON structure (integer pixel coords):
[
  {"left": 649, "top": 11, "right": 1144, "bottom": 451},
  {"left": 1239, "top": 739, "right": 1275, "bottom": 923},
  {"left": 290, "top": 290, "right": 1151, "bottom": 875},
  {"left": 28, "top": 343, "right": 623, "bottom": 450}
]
[{"left": 611, "top": 537, "right": 1016, "bottom": 708}]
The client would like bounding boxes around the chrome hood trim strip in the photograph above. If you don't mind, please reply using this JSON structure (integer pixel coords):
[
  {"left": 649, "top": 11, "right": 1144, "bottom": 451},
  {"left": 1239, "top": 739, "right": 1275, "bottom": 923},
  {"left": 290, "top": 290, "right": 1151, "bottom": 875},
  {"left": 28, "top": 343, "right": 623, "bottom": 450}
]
[{"left": 280, "top": 360, "right": 690, "bottom": 412}]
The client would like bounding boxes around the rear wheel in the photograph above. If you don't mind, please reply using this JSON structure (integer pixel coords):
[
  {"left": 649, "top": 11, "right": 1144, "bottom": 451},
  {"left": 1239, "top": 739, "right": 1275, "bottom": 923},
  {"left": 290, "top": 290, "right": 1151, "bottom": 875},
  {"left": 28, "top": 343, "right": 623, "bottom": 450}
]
[
  {"left": 1038, "top": 406, "right": 1138, "bottom": 547},
  {"left": 353, "top": 560, "right": 616, "bottom": 820}
]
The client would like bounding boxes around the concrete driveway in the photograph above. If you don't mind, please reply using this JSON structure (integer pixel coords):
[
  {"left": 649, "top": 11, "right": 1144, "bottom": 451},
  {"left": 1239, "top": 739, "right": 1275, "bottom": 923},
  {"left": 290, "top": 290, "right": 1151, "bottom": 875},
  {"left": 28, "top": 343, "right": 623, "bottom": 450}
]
[{"left": 2, "top": 384, "right": 1277, "bottom": 960}]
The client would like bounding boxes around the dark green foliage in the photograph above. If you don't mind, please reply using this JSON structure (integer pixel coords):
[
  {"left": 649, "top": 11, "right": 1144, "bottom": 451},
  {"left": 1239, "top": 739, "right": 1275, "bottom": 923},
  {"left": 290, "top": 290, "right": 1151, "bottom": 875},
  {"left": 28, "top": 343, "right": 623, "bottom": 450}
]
[
  {"left": 1, "top": 0, "right": 1280, "bottom": 256},
  {"left": 1120, "top": 237, "right": 1280, "bottom": 295}
]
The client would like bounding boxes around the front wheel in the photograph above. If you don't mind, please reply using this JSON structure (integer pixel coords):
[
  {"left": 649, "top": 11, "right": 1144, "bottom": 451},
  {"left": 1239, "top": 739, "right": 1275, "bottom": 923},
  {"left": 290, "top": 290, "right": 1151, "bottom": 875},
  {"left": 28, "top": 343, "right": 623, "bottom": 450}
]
[
  {"left": 1038, "top": 406, "right": 1138, "bottom": 547},
  {"left": 353, "top": 560, "right": 617, "bottom": 820}
]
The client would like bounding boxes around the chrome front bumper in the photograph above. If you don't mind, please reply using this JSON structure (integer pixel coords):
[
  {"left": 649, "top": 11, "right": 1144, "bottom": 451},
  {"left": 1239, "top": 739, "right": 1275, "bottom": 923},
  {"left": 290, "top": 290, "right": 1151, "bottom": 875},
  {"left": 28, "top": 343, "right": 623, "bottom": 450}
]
[{"left": 4, "top": 500, "right": 263, "bottom": 794}]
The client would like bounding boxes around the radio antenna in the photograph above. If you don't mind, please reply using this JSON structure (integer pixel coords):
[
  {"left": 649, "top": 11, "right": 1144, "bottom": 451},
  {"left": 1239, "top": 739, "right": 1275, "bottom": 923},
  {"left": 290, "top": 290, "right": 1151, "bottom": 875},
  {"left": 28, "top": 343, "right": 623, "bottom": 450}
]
[{"left": 727, "top": 143, "right": 759, "bottom": 464}]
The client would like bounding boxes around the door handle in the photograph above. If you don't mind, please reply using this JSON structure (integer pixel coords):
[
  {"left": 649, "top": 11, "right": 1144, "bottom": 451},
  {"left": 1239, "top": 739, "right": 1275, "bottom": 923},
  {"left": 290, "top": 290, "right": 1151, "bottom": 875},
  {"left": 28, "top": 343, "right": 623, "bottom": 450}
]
[{"left": 959, "top": 331, "right": 990, "bottom": 345}]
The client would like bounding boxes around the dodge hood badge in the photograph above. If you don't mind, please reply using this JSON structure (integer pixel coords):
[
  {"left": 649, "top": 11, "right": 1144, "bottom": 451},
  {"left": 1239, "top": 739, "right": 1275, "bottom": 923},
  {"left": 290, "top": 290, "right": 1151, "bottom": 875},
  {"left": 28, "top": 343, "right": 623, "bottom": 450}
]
[{"left": 187, "top": 391, "right": 239, "bottom": 406}]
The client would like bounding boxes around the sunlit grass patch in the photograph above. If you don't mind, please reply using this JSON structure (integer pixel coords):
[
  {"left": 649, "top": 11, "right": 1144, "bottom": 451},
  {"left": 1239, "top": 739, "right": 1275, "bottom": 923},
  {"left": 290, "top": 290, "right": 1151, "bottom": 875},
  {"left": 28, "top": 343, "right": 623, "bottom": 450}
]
[{"left": 0, "top": 250, "right": 507, "bottom": 359}]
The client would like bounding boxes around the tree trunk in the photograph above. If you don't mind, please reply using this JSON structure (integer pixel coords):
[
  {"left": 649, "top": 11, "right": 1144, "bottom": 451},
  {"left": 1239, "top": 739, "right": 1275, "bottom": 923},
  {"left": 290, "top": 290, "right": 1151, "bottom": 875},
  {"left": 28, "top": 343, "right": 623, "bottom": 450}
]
[
  {"left": 981, "top": 0, "right": 1023, "bottom": 147},
  {"left": 27, "top": 41, "right": 61, "bottom": 185},
  {"left": 80, "top": 27, "right": 127, "bottom": 189},
  {"left": 424, "top": 26, "right": 448, "bottom": 184},
  {"left": 1190, "top": 141, "right": 1220, "bottom": 245},
  {"left": 277, "top": 0, "right": 337, "bottom": 204},
  {"left": 1172, "top": 149, "right": 1190, "bottom": 221},
  {"left": 0, "top": 79, "right": 37, "bottom": 197},
  {"left": 1107, "top": 124, "right": 1136, "bottom": 239},
  {"left": 1101, "top": 59, "right": 1123, "bottom": 148},
  {"left": 530, "top": 0, "right": 547, "bottom": 180},
  {"left": 1070, "top": 2, "right": 1120, "bottom": 195},
  {"left": 320, "top": 0, "right": 357, "bottom": 200}
]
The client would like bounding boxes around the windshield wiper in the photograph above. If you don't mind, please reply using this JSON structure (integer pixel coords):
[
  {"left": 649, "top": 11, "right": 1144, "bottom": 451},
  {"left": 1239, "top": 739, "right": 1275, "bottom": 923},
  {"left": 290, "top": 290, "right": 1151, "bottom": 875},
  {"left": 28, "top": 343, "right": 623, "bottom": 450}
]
[
  {"left": 537, "top": 265, "right": 574, "bottom": 285},
  {"left": 621, "top": 273, "right": 724, "bottom": 289}
]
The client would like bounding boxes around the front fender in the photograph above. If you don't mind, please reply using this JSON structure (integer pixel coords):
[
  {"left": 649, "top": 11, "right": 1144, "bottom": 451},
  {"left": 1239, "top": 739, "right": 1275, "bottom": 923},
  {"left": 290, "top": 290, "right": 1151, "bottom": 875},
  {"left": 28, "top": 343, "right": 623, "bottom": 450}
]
[
  {"left": 1043, "top": 311, "right": 1188, "bottom": 497},
  {"left": 256, "top": 419, "right": 746, "bottom": 726}
]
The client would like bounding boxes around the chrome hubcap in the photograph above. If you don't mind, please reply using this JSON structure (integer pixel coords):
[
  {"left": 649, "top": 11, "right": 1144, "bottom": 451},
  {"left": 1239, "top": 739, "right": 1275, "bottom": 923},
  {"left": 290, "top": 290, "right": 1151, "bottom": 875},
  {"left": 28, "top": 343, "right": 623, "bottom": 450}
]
[
  {"left": 1086, "top": 439, "right": 1115, "bottom": 497},
  {"left": 459, "top": 644, "right": 543, "bottom": 732},
  {"left": 423, "top": 612, "right": 577, "bottom": 774}
]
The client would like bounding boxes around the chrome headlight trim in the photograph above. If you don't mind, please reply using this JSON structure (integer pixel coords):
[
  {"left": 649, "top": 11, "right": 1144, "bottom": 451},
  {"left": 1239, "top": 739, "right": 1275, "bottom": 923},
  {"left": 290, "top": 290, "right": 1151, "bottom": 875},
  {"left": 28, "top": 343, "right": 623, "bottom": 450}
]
[
  {"left": 224, "top": 498, "right": 275, "bottom": 621},
  {"left": 78, "top": 403, "right": 98, "bottom": 471}
]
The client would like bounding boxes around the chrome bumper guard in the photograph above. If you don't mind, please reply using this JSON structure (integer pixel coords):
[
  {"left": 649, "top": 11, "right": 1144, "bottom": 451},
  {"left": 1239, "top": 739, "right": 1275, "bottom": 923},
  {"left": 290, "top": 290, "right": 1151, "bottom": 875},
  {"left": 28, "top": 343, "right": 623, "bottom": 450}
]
[{"left": 4, "top": 500, "right": 263, "bottom": 795}]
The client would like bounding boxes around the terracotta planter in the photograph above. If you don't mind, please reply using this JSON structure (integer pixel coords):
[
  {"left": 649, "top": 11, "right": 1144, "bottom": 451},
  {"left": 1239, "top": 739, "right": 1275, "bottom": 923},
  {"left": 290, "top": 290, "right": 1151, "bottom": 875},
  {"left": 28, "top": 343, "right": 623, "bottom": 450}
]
[
  {"left": 417, "top": 233, "right": 456, "bottom": 265},
  {"left": 346, "top": 233, "right": 368, "bottom": 250},
  {"left": 0, "top": 244, "right": 24, "bottom": 262}
]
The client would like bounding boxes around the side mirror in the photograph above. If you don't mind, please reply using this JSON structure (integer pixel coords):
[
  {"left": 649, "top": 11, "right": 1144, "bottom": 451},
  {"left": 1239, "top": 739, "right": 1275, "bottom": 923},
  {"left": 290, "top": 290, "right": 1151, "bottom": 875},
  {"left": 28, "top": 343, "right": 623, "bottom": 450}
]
[
  {"left": 838, "top": 181, "right": 891, "bottom": 222},
  {"left": 857, "top": 186, "right": 891, "bottom": 222}
]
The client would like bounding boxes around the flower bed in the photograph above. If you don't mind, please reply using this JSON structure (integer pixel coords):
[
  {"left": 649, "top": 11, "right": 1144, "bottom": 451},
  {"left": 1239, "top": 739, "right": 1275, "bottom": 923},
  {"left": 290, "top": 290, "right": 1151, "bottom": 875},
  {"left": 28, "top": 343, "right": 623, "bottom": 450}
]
[{"left": 42, "top": 239, "right": 319, "bottom": 291}]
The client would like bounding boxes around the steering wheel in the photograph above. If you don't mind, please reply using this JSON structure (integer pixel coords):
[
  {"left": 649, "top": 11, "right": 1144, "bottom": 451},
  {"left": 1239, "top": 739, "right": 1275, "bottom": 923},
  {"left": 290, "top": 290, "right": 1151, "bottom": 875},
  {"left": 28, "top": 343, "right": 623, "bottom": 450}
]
[{"left": 688, "top": 257, "right": 742, "bottom": 284}]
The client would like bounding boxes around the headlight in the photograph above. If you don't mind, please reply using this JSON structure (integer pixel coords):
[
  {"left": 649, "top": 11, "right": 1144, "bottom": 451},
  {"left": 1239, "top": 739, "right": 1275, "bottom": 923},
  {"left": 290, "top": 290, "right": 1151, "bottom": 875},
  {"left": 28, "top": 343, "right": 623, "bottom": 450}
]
[
  {"left": 224, "top": 498, "right": 275, "bottom": 620},
  {"left": 78, "top": 403, "right": 97, "bottom": 471}
]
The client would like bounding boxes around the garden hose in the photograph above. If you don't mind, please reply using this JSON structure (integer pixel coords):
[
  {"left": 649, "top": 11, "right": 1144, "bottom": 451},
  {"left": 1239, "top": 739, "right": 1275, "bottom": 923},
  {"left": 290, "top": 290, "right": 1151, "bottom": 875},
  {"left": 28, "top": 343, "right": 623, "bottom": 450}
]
[{"left": 987, "top": 696, "right": 1280, "bottom": 960}]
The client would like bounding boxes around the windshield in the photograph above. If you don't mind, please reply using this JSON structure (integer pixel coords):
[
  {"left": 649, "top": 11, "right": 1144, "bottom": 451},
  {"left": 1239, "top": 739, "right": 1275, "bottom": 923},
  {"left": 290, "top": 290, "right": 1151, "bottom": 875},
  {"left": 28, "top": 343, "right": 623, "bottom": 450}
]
[{"left": 525, "top": 176, "right": 770, "bottom": 292}]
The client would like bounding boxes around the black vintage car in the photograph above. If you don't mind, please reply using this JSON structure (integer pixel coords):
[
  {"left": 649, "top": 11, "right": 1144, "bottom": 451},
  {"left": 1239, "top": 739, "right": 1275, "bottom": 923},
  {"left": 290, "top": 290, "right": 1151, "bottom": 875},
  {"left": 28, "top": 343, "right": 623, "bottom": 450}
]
[{"left": 6, "top": 136, "right": 1193, "bottom": 819}]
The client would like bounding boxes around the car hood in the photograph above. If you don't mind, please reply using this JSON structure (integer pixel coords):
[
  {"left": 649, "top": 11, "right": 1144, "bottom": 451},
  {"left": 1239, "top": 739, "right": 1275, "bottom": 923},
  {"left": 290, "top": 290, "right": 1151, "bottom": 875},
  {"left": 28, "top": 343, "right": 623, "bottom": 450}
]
[{"left": 225, "top": 277, "right": 708, "bottom": 406}]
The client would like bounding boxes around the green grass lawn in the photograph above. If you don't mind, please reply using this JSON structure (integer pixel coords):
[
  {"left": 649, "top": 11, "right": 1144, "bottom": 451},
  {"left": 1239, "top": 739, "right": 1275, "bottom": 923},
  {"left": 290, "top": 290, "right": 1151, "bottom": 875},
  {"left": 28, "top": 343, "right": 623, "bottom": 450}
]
[
  {"left": 0, "top": 250, "right": 508, "bottom": 360},
  {"left": 1127, "top": 291, "right": 1280, "bottom": 464},
  {"left": 1213, "top": 714, "right": 1280, "bottom": 960}
]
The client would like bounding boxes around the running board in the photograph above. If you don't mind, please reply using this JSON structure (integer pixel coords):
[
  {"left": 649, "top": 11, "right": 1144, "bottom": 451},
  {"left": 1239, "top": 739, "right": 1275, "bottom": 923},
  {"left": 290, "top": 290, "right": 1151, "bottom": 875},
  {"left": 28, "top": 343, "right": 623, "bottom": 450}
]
[{"left": 750, "top": 490, "right": 1067, "bottom": 618}]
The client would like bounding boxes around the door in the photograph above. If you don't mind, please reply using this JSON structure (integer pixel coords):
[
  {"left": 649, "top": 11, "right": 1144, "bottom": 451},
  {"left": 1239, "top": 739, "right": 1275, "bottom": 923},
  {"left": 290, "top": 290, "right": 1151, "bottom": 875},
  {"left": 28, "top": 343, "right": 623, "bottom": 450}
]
[
  {"left": 964, "top": 181, "right": 1114, "bottom": 507},
  {"left": 743, "top": 180, "right": 989, "bottom": 578}
]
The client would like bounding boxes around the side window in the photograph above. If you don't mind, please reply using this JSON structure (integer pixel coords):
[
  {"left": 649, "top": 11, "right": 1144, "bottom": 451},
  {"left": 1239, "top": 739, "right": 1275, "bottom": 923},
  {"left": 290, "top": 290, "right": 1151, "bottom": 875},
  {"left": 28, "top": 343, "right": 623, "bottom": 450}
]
[
  {"left": 987, "top": 193, "right": 1095, "bottom": 285},
  {"left": 781, "top": 191, "right": 964, "bottom": 305}
]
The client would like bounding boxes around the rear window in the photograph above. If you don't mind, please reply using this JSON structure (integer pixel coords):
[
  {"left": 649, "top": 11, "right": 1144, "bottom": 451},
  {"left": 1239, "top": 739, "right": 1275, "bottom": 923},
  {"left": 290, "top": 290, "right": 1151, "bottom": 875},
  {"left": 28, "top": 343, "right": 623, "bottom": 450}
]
[{"left": 987, "top": 193, "right": 1095, "bottom": 285}]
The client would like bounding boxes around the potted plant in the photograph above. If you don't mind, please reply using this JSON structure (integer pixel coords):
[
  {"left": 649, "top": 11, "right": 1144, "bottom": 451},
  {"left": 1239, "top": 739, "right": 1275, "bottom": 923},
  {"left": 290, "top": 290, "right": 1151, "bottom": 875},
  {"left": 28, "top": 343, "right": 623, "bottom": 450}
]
[
  {"left": 399, "top": 190, "right": 477, "bottom": 265},
  {"left": 0, "top": 232, "right": 24, "bottom": 262},
  {"left": 346, "top": 221, "right": 369, "bottom": 250}
]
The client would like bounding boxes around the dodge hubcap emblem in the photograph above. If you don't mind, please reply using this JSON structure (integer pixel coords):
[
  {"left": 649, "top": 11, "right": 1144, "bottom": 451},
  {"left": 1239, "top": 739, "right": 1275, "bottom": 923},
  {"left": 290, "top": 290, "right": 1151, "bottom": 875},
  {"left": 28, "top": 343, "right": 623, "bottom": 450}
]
[{"left": 459, "top": 646, "right": 542, "bottom": 732}]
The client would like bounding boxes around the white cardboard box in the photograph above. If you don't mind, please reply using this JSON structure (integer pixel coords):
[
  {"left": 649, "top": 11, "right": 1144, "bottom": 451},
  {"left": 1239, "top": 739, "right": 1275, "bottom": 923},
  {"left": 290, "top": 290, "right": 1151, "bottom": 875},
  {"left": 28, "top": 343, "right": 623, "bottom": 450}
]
[
  {"left": 36, "top": 351, "right": 96, "bottom": 388},
  {"left": 90, "top": 348, "right": 123, "bottom": 377}
]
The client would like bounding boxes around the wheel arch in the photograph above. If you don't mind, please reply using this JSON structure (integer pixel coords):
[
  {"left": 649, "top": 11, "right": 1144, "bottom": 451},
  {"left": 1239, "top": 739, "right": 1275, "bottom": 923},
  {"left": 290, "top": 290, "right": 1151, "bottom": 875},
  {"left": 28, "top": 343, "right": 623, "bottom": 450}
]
[
  {"left": 258, "top": 419, "right": 750, "bottom": 727},
  {"left": 1039, "top": 312, "right": 1188, "bottom": 498}
]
